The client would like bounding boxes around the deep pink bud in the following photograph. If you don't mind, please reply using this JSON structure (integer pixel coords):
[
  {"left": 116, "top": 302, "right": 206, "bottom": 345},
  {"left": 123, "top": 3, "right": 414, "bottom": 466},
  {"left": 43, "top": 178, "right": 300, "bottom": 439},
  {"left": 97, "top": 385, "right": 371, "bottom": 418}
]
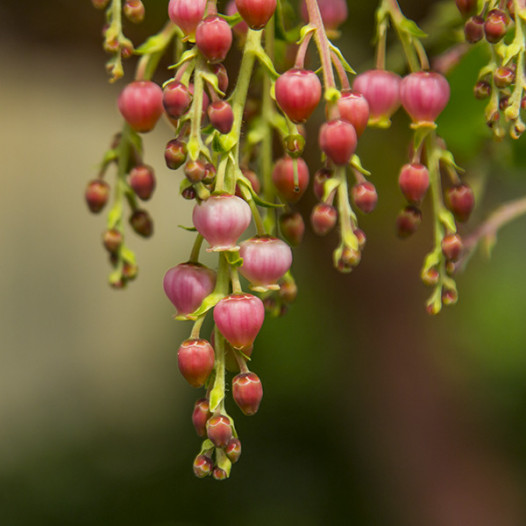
[
  {"left": 300, "top": 0, "right": 348, "bottom": 30},
  {"left": 441, "top": 233, "right": 463, "bottom": 261},
  {"left": 196, "top": 16, "right": 232, "bottom": 63},
  {"left": 168, "top": 0, "right": 206, "bottom": 36},
  {"left": 271, "top": 156, "right": 309, "bottom": 203},
  {"left": 446, "top": 183, "right": 475, "bottom": 222},
  {"left": 207, "top": 101, "right": 234, "bottom": 134},
  {"left": 164, "top": 139, "right": 187, "bottom": 170},
  {"left": 455, "top": 0, "right": 477, "bottom": 17},
  {"left": 129, "top": 165, "right": 156, "bottom": 200},
  {"left": 398, "top": 163, "right": 430, "bottom": 203},
  {"left": 211, "top": 64, "right": 229, "bottom": 93},
  {"left": 464, "top": 15, "right": 484, "bottom": 43},
  {"left": 192, "top": 398, "right": 210, "bottom": 437},
  {"left": 206, "top": 414, "right": 232, "bottom": 447},
  {"left": 337, "top": 90, "right": 370, "bottom": 137},
  {"left": 162, "top": 81, "right": 192, "bottom": 120},
  {"left": 163, "top": 263, "right": 216, "bottom": 315},
  {"left": 193, "top": 454, "right": 213, "bottom": 478},
  {"left": 319, "top": 119, "right": 357, "bottom": 165},
  {"left": 85, "top": 180, "right": 110, "bottom": 213},
  {"left": 225, "top": 437, "right": 242, "bottom": 463},
  {"left": 353, "top": 69, "right": 401, "bottom": 126},
  {"left": 192, "top": 194, "right": 252, "bottom": 251},
  {"left": 400, "top": 72, "right": 450, "bottom": 125},
  {"left": 280, "top": 212, "right": 305, "bottom": 246},
  {"left": 129, "top": 209, "right": 153, "bottom": 237},
  {"left": 275, "top": 69, "right": 322, "bottom": 123},
  {"left": 177, "top": 338, "right": 215, "bottom": 387},
  {"left": 235, "top": 0, "right": 276, "bottom": 30},
  {"left": 118, "top": 81, "right": 163, "bottom": 133},
  {"left": 396, "top": 205, "right": 422, "bottom": 238},
  {"left": 232, "top": 372, "right": 263, "bottom": 415},
  {"left": 213, "top": 293, "right": 265, "bottom": 349},
  {"left": 352, "top": 181, "right": 378, "bottom": 213},
  {"left": 239, "top": 236, "right": 293, "bottom": 291},
  {"left": 311, "top": 203, "right": 337, "bottom": 235},
  {"left": 484, "top": 9, "right": 509, "bottom": 44}
]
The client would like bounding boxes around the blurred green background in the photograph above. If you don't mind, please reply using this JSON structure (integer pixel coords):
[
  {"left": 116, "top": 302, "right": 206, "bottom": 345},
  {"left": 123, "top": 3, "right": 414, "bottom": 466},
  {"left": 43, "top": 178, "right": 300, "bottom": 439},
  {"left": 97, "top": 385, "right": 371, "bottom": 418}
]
[{"left": 1, "top": 1, "right": 526, "bottom": 525}]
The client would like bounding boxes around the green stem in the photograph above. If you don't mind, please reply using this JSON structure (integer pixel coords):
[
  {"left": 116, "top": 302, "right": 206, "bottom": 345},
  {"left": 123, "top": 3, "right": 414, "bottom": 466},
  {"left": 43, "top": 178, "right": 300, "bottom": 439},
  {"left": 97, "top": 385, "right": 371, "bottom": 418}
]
[
  {"left": 189, "top": 234, "right": 204, "bottom": 263},
  {"left": 335, "top": 167, "right": 359, "bottom": 250},
  {"left": 190, "top": 315, "right": 206, "bottom": 339},
  {"left": 136, "top": 22, "right": 179, "bottom": 81}
]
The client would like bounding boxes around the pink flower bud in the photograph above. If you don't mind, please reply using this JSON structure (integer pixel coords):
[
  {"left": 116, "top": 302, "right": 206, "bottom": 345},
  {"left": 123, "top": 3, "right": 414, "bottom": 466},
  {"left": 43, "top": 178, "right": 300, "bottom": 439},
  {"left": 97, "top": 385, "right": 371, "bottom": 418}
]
[
  {"left": 353, "top": 69, "right": 401, "bottom": 126},
  {"left": 206, "top": 414, "right": 232, "bottom": 447},
  {"left": 193, "top": 454, "right": 213, "bottom": 478},
  {"left": 85, "top": 180, "right": 110, "bottom": 213},
  {"left": 213, "top": 293, "right": 265, "bottom": 349},
  {"left": 196, "top": 16, "right": 233, "bottom": 64},
  {"left": 207, "top": 100, "right": 234, "bottom": 134},
  {"left": 235, "top": 0, "right": 276, "bottom": 30},
  {"left": 446, "top": 183, "right": 474, "bottom": 222},
  {"left": 162, "top": 81, "right": 192, "bottom": 120},
  {"left": 441, "top": 233, "right": 463, "bottom": 261},
  {"left": 177, "top": 338, "right": 215, "bottom": 387},
  {"left": 192, "top": 398, "right": 210, "bottom": 437},
  {"left": 239, "top": 237, "right": 293, "bottom": 291},
  {"left": 118, "top": 81, "right": 163, "bottom": 133},
  {"left": 280, "top": 212, "right": 305, "bottom": 246},
  {"left": 400, "top": 72, "right": 450, "bottom": 126},
  {"left": 225, "top": 437, "right": 242, "bottom": 463},
  {"left": 272, "top": 156, "right": 309, "bottom": 203},
  {"left": 226, "top": 0, "right": 249, "bottom": 36},
  {"left": 337, "top": 89, "right": 370, "bottom": 137},
  {"left": 352, "top": 181, "right": 378, "bottom": 213},
  {"left": 311, "top": 203, "right": 337, "bottom": 235},
  {"left": 163, "top": 263, "right": 216, "bottom": 315},
  {"left": 396, "top": 205, "right": 422, "bottom": 238},
  {"left": 398, "top": 163, "right": 430, "bottom": 203},
  {"left": 275, "top": 69, "right": 322, "bottom": 123},
  {"left": 128, "top": 165, "right": 156, "bottom": 201},
  {"left": 168, "top": 0, "right": 206, "bottom": 36},
  {"left": 192, "top": 194, "right": 252, "bottom": 252},
  {"left": 232, "top": 372, "right": 263, "bottom": 415},
  {"left": 319, "top": 119, "right": 357, "bottom": 165}
]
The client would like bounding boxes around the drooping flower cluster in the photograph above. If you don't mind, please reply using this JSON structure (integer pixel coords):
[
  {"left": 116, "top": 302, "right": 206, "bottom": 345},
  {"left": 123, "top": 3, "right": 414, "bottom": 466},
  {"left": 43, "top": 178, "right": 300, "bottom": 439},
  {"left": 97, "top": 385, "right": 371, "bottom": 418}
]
[{"left": 84, "top": 0, "right": 526, "bottom": 478}]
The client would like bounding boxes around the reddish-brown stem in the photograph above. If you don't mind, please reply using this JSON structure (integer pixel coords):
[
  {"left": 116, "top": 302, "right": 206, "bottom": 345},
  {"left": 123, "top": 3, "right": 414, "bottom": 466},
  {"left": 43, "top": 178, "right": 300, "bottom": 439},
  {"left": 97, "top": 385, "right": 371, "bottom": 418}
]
[
  {"left": 304, "top": 0, "right": 336, "bottom": 89},
  {"left": 295, "top": 30, "right": 314, "bottom": 69},
  {"left": 331, "top": 50, "right": 350, "bottom": 89}
]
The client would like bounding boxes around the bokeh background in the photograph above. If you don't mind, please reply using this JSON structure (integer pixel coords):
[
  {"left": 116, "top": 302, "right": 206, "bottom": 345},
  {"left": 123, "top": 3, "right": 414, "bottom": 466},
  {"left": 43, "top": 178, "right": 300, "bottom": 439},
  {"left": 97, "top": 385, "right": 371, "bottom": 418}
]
[{"left": 1, "top": 1, "right": 526, "bottom": 525}]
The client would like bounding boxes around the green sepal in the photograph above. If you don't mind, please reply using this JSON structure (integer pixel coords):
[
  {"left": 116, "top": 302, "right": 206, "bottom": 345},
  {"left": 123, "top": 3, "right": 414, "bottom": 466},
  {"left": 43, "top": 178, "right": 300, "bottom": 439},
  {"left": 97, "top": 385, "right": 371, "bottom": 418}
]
[
  {"left": 421, "top": 248, "right": 441, "bottom": 274},
  {"left": 439, "top": 209, "right": 457, "bottom": 233},
  {"left": 179, "top": 178, "right": 193, "bottom": 194},
  {"left": 200, "top": 71, "right": 225, "bottom": 97},
  {"left": 219, "top": 12, "right": 243, "bottom": 25},
  {"left": 127, "top": 129, "right": 143, "bottom": 157},
  {"left": 324, "top": 87, "right": 341, "bottom": 103},
  {"left": 425, "top": 286, "right": 442, "bottom": 315},
  {"left": 249, "top": 188, "right": 284, "bottom": 209},
  {"left": 224, "top": 250, "right": 243, "bottom": 267},
  {"left": 439, "top": 150, "right": 464, "bottom": 173},
  {"left": 254, "top": 48, "right": 280, "bottom": 80},
  {"left": 215, "top": 448, "right": 232, "bottom": 477},
  {"left": 217, "top": 133, "right": 238, "bottom": 153},
  {"left": 184, "top": 291, "right": 225, "bottom": 320},
  {"left": 350, "top": 155, "right": 371, "bottom": 176},
  {"left": 177, "top": 224, "right": 198, "bottom": 232},
  {"left": 329, "top": 44, "right": 356, "bottom": 74},
  {"left": 199, "top": 439, "right": 215, "bottom": 455},
  {"left": 322, "top": 177, "right": 341, "bottom": 202},
  {"left": 101, "top": 149, "right": 118, "bottom": 166},
  {"left": 398, "top": 17, "right": 427, "bottom": 39},
  {"left": 168, "top": 48, "right": 198, "bottom": 70},
  {"left": 107, "top": 202, "right": 122, "bottom": 230},
  {"left": 108, "top": 268, "right": 123, "bottom": 286},
  {"left": 209, "top": 380, "right": 224, "bottom": 412},
  {"left": 297, "top": 24, "right": 316, "bottom": 44},
  {"left": 186, "top": 137, "right": 201, "bottom": 160},
  {"left": 120, "top": 246, "right": 136, "bottom": 266}
]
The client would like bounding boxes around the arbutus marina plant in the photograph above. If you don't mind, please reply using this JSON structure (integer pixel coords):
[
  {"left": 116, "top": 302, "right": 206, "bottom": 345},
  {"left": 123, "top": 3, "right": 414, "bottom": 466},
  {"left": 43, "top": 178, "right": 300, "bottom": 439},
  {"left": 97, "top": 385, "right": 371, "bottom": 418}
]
[{"left": 86, "top": 0, "right": 526, "bottom": 479}]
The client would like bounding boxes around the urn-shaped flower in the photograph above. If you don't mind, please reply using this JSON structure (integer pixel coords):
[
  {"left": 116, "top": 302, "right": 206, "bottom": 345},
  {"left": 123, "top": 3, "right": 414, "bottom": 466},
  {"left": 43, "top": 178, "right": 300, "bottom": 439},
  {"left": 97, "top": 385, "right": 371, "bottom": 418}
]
[
  {"left": 163, "top": 263, "right": 216, "bottom": 316},
  {"left": 192, "top": 194, "right": 252, "bottom": 251},
  {"left": 213, "top": 293, "right": 265, "bottom": 349},
  {"left": 239, "top": 236, "right": 293, "bottom": 291}
]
